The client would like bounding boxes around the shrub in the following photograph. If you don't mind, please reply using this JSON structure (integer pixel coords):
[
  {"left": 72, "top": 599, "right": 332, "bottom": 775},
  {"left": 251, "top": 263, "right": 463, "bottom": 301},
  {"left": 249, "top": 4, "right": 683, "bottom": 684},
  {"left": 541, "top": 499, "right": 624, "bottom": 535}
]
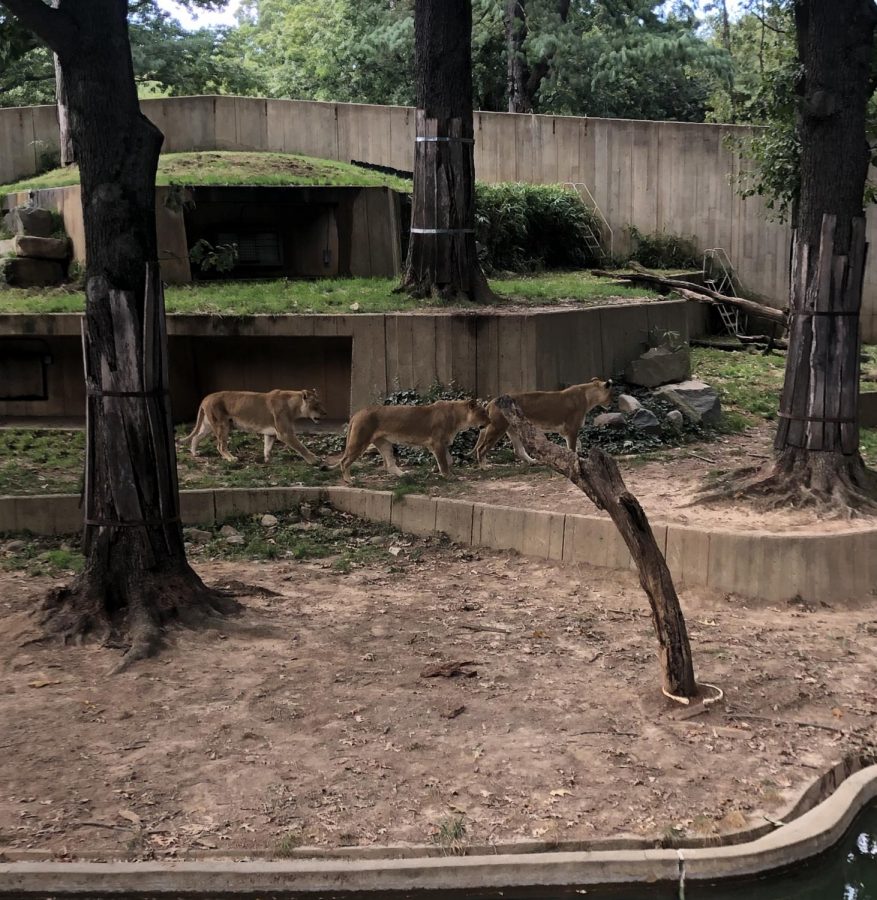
[
  {"left": 474, "top": 183, "right": 603, "bottom": 273},
  {"left": 628, "top": 226, "right": 700, "bottom": 269}
]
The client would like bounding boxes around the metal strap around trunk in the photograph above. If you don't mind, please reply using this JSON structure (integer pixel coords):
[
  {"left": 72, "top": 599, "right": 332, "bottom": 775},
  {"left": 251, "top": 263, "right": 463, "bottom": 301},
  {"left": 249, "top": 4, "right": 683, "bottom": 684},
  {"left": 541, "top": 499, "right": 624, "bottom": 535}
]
[
  {"left": 777, "top": 412, "right": 857, "bottom": 423},
  {"left": 410, "top": 228, "right": 475, "bottom": 235},
  {"left": 85, "top": 516, "right": 181, "bottom": 528},
  {"left": 415, "top": 136, "right": 475, "bottom": 144},
  {"left": 87, "top": 387, "right": 169, "bottom": 398}
]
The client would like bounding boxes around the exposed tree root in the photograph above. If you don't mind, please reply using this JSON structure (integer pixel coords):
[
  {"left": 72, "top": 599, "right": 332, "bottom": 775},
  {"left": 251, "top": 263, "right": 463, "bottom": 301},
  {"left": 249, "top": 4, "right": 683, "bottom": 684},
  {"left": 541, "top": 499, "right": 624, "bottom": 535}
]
[
  {"left": 698, "top": 448, "right": 877, "bottom": 518},
  {"left": 398, "top": 266, "right": 497, "bottom": 305},
  {"left": 41, "top": 561, "right": 240, "bottom": 671}
]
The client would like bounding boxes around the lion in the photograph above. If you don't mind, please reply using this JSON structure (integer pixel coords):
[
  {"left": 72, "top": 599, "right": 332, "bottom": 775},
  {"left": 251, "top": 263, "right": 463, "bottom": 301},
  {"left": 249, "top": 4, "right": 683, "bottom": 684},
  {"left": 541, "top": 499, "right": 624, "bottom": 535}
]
[
  {"left": 338, "top": 398, "right": 489, "bottom": 483},
  {"left": 185, "top": 389, "right": 327, "bottom": 464},
  {"left": 473, "top": 378, "right": 613, "bottom": 467}
]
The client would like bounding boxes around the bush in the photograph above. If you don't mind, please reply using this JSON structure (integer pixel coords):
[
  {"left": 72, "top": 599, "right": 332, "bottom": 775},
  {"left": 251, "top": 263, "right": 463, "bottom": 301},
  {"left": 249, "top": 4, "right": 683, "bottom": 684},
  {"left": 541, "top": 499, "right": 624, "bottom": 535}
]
[
  {"left": 628, "top": 226, "right": 700, "bottom": 269},
  {"left": 474, "top": 183, "right": 603, "bottom": 273}
]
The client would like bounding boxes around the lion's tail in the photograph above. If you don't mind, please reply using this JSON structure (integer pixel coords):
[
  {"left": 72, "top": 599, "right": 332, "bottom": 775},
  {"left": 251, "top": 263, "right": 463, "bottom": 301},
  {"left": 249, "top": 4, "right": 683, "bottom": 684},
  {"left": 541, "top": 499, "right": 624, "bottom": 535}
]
[{"left": 183, "top": 405, "right": 206, "bottom": 442}]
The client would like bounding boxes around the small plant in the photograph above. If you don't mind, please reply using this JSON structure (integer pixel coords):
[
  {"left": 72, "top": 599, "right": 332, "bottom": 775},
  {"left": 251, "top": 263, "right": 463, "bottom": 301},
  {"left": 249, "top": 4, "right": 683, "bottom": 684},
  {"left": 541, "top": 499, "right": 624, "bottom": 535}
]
[
  {"left": 275, "top": 829, "right": 304, "bottom": 857},
  {"left": 628, "top": 226, "right": 699, "bottom": 269},
  {"left": 433, "top": 815, "right": 467, "bottom": 855},
  {"left": 189, "top": 238, "right": 239, "bottom": 273},
  {"left": 31, "top": 139, "right": 61, "bottom": 175},
  {"left": 646, "top": 327, "right": 683, "bottom": 352}
]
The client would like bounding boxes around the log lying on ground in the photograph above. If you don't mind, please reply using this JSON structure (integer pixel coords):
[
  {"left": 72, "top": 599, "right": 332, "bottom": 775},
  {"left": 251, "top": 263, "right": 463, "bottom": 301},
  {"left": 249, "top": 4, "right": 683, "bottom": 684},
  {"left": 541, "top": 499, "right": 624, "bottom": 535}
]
[
  {"left": 495, "top": 396, "right": 699, "bottom": 700},
  {"left": 594, "top": 265, "right": 788, "bottom": 328}
]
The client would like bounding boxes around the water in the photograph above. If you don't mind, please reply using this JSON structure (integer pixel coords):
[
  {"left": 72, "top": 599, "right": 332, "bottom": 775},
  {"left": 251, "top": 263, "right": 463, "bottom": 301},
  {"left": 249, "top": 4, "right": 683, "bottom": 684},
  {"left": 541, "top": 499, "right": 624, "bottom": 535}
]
[{"left": 1, "top": 803, "right": 874, "bottom": 900}]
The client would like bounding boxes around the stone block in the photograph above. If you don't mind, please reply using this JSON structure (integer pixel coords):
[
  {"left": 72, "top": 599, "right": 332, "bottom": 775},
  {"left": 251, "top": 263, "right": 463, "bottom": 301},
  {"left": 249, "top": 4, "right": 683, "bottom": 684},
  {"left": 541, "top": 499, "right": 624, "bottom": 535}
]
[
  {"left": 629, "top": 407, "right": 661, "bottom": 434},
  {"left": 434, "top": 499, "right": 474, "bottom": 544},
  {"left": 654, "top": 379, "right": 721, "bottom": 425},
  {"left": 12, "top": 235, "right": 70, "bottom": 260},
  {"left": 594, "top": 412, "right": 626, "bottom": 429},
  {"left": 13, "top": 494, "right": 80, "bottom": 535},
  {"left": 3, "top": 206, "right": 55, "bottom": 238},
  {"left": 860, "top": 392, "right": 877, "bottom": 428},
  {"left": 666, "top": 409, "right": 684, "bottom": 428},
  {"left": 473, "top": 503, "right": 526, "bottom": 553},
  {"left": 562, "top": 513, "right": 630, "bottom": 570},
  {"left": 390, "top": 494, "right": 437, "bottom": 536},
  {"left": 0, "top": 257, "right": 65, "bottom": 287},
  {"left": 625, "top": 345, "right": 691, "bottom": 387},
  {"left": 665, "top": 525, "right": 710, "bottom": 587},
  {"left": 521, "top": 509, "right": 566, "bottom": 560},
  {"left": 617, "top": 393, "right": 642, "bottom": 414},
  {"left": 180, "top": 489, "right": 215, "bottom": 526}
]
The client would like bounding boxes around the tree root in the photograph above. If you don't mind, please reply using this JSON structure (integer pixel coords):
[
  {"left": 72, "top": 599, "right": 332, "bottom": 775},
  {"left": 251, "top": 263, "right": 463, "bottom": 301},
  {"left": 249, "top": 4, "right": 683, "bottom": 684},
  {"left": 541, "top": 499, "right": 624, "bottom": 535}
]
[
  {"left": 398, "top": 267, "right": 497, "bottom": 304},
  {"left": 41, "top": 562, "right": 241, "bottom": 670},
  {"left": 698, "top": 449, "right": 877, "bottom": 518}
]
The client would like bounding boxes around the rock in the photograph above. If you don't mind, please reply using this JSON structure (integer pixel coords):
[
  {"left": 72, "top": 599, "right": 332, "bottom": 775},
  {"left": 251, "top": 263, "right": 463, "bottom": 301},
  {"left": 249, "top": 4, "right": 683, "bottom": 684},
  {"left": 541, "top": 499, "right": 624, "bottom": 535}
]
[
  {"left": 183, "top": 527, "right": 212, "bottom": 544},
  {"left": 10, "top": 235, "right": 70, "bottom": 260},
  {"left": 260, "top": 514, "right": 279, "bottom": 527},
  {"left": 369, "top": 534, "right": 387, "bottom": 545},
  {"left": 0, "top": 257, "right": 65, "bottom": 287},
  {"left": 594, "top": 412, "right": 626, "bottom": 429},
  {"left": 4, "top": 539, "right": 27, "bottom": 553},
  {"left": 299, "top": 503, "right": 313, "bottom": 520},
  {"left": 629, "top": 407, "right": 661, "bottom": 434},
  {"left": 666, "top": 409, "right": 684, "bottom": 429},
  {"left": 655, "top": 380, "right": 722, "bottom": 425},
  {"left": 317, "top": 506, "right": 333, "bottom": 518},
  {"left": 617, "top": 393, "right": 642, "bottom": 414},
  {"left": 3, "top": 206, "right": 56, "bottom": 238},
  {"left": 219, "top": 524, "right": 240, "bottom": 537},
  {"left": 625, "top": 345, "right": 691, "bottom": 388},
  {"left": 0, "top": 239, "right": 15, "bottom": 257},
  {"left": 225, "top": 534, "right": 246, "bottom": 545}
]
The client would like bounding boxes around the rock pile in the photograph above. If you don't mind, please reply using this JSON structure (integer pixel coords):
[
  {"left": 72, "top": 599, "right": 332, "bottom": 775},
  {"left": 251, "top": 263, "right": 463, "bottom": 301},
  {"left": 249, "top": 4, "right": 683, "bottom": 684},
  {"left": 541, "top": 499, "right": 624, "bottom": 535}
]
[{"left": 0, "top": 206, "right": 70, "bottom": 287}]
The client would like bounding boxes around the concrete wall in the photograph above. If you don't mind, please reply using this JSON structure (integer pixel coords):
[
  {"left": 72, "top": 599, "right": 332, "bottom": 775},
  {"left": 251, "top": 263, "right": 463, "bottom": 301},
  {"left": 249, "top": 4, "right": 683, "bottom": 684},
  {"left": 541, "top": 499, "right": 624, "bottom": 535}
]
[
  {"left": 3, "top": 96, "right": 867, "bottom": 334},
  {"left": 0, "top": 301, "right": 705, "bottom": 423}
]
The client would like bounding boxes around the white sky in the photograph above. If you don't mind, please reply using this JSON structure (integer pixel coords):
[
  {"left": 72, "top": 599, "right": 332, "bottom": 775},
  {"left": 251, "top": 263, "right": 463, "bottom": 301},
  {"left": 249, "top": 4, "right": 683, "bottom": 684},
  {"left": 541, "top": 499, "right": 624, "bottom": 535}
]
[{"left": 155, "top": 0, "right": 242, "bottom": 29}]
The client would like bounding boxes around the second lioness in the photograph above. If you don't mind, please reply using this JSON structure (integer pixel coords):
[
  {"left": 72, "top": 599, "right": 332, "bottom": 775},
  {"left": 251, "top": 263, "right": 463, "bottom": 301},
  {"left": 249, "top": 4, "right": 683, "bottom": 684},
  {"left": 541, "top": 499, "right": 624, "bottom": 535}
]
[
  {"left": 186, "top": 388, "right": 327, "bottom": 464},
  {"left": 339, "top": 399, "right": 489, "bottom": 483},
  {"left": 474, "top": 378, "right": 613, "bottom": 466}
]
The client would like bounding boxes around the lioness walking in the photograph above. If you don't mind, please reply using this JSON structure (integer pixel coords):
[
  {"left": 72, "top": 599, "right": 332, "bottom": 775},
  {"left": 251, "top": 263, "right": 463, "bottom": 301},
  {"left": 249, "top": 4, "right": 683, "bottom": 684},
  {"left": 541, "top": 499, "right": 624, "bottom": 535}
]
[
  {"left": 186, "top": 389, "right": 327, "bottom": 464},
  {"left": 338, "top": 399, "right": 489, "bottom": 483},
  {"left": 474, "top": 379, "right": 613, "bottom": 466}
]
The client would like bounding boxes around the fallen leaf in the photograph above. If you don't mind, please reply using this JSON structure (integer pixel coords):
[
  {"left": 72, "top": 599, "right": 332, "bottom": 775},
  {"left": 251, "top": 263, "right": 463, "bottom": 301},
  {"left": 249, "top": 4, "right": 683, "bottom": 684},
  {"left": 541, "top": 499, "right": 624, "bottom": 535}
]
[
  {"left": 550, "top": 788, "right": 572, "bottom": 797},
  {"left": 420, "top": 660, "right": 478, "bottom": 678},
  {"left": 28, "top": 675, "right": 63, "bottom": 689},
  {"left": 118, "top": 809, "right": 142, "bottom": 825},
  {"left": 832, "top": 707, "right": 844, "bottom": 718},
  {"left": 441, "top": 705, "right": 466, "bottom": 719}
]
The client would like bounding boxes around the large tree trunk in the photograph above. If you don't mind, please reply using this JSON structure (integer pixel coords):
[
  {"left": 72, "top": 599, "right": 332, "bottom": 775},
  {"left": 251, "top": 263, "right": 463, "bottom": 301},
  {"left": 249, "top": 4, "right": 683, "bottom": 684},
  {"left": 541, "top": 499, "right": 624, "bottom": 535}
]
[
  {"left": 495, "top": 397, "right": 700, "bottom": 700},
  {"left": 705, "top": 0, "right": 877, "bottom": 515},
  {"left": 505, "top": 0, "right": 531, "bottom": 113},
  {"left": 400, "top": 0, "right": 494, "bottom": 303},
  {"left": 50, "top": 0, "right": 73, "bottom": 166},
  {"left": 2, "top": 0, "right": 238, "bottom": 666}
]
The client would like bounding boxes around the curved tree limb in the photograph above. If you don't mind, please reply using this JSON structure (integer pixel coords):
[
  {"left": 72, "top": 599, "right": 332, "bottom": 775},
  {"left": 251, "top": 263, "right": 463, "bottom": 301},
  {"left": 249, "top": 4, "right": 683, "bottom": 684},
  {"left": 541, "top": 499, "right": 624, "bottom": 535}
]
[
  {"left": 495, "top": 396, "right": 699, "bottom": 700},
  {"left": 0, "top": 0, "right": 78, "bottom": 55}
]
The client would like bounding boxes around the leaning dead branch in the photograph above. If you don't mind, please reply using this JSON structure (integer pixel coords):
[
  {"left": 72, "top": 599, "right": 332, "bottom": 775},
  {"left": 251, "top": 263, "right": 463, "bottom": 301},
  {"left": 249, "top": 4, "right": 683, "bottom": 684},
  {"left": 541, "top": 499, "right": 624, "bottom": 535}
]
[{"left": 495, "top": 396, "right": 712, "bottom": 703}]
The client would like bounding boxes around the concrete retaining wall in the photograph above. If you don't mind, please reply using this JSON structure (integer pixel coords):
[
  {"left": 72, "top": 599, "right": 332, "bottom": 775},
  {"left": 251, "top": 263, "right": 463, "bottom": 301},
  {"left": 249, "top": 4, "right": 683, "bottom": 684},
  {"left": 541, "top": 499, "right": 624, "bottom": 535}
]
[
  {"left": 5, "top": 96, "right": 877, "bottom": 339},
  {"left": 0, "top": 300, "right": 707, "bottom": 422},
  {"left": 3, "top": 485, "right": 875, "bottom": 605}
]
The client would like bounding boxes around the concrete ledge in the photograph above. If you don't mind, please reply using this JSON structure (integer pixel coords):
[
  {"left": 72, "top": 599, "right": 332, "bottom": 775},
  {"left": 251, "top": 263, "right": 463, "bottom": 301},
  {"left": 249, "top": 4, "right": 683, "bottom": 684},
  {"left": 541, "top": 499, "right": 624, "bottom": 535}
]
[
  {"left": 0, "top": 762, "right": 874, "bottom": 895},
  {"left": 2, "top": 486, "right": 877, "bottom": 604}
]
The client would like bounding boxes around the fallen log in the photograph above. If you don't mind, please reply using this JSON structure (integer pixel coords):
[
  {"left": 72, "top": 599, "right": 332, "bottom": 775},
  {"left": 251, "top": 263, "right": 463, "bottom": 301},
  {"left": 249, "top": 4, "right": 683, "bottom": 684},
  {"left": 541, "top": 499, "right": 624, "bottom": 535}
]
[
  {"left": 495, "top": 396, "right": 701, "bottom": 701},
  {"left": 594, "top": 266, "right": 788, "bottom": 328}
]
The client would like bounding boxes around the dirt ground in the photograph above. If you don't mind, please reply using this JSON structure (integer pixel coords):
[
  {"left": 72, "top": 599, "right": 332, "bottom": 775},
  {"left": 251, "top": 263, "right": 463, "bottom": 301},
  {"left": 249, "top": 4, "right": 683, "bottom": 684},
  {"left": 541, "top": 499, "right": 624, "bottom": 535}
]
[
  {"left": 434, "top": 423, "right": 877, "bottom": 533},
  {"left": 1, "top": 534, "right": 875, "bottom": 859}
]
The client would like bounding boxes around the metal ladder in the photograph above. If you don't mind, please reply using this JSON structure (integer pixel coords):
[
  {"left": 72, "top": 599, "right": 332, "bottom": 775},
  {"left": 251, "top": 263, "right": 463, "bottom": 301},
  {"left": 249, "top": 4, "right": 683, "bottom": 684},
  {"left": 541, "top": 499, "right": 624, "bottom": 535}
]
[
  {"left": 702, "top": 248, "right": 745, "bottom": 337},
  {"left": 562, "top": 182, "right": 614, "bottom": 260}
]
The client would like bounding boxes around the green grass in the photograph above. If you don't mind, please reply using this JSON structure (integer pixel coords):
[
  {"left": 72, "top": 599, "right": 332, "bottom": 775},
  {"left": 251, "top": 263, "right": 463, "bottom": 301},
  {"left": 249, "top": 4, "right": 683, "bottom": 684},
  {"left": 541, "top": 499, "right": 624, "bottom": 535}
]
[
  {"left": 0, "top": 537, "right": 84, "bottom": 577},
  {"left": 0, "top": 271, "right": 658, "bottom": 316},
  {"left": 0, "top": 151, "right": 412, "bottom": 195}
]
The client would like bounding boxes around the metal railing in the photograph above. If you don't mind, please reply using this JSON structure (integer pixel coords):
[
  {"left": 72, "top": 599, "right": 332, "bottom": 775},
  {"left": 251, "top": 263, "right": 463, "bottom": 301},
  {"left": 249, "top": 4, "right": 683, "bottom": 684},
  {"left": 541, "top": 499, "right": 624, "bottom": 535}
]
[{"left": 563, "top": 181, "right": 614, "bottom": 258}]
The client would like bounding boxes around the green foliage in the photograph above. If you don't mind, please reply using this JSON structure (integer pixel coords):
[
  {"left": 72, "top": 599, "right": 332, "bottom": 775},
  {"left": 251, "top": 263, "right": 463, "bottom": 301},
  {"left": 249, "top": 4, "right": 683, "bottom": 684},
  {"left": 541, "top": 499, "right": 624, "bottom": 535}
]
[
  {"left": 628, "top": 226, "right": 700, "bottom": 269},
  {"left": 188, "top": 238, "right": 239, "bottom": 273},
  {"left": 475, "top": 183, "right": 602, "bottom": 272}
]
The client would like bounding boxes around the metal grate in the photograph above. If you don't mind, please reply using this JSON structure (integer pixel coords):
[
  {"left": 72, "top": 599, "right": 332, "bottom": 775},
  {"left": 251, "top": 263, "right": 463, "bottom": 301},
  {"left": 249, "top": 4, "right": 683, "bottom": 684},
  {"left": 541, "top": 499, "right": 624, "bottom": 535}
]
[{"left": 217, "top": 231, "right": 283, "bottom": 267}]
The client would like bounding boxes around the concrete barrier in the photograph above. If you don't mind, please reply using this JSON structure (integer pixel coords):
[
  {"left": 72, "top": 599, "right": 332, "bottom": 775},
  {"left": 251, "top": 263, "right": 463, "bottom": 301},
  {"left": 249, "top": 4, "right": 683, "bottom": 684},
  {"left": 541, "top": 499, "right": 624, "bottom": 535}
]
[{"left": 2, "top": 485, "right": 876, "bottom": 605}]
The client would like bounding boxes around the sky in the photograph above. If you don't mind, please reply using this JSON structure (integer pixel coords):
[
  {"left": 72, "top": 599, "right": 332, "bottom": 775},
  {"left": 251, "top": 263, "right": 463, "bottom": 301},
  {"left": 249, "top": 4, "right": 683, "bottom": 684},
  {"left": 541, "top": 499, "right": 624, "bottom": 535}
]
[{"left": 156, "top": 0, "right": 242, "bottom": 29}]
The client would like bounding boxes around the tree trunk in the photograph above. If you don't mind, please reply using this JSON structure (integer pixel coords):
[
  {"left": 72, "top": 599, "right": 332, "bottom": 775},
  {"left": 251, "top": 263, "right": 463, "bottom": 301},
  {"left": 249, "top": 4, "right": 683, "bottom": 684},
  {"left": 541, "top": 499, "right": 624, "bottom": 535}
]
[
  {"left": 50, "top": 0, "right": 73, "bottom": 166},
  {"left": 704, "top": 0, "right": 877, "bottom": 515},
  {"left": 2, "top": 0, "right": 238, "bottom": 666},
  {"left": 505, "top": 0, "right": 531, "bottom": 113},
  {"left": 496, "top": 397, "right": 700, "bottom": 701},
  {"left": 400, "top": 0, "right": 494, "bottom": 303}
]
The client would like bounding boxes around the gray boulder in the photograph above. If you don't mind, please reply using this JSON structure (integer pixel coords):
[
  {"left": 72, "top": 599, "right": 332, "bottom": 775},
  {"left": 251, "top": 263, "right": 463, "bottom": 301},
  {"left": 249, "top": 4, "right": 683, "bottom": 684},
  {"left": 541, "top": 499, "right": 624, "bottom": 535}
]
[
  {"left": 629, "top": 407, "right": 661, "bottom": 434},
  {"left": 625, "top": 345, "right": 691, "bottom": 388},
  {"left": 655, "top": 380, "right": 721, "bottom": 425},
  {"left": 183, "top": 527, "right": 212, "bottom": 544},
  {"left": 3, "top": 207, "right": 56, "bottom": 238},
  {"left": 666, "top": 409, "right": 685, "bottom": 429},
  {"left": 594, "top": 412, "right": 626, "bottom": 429},
  {"left": 0, "top": 257, "right": 65, "bottom": 287},
  {"left": 260, "top": 514, "right": 279, "bottom": 527},
  {"left": 12, "top": 235, "right": 70, "bottom": 260},
  {"left": 219, "top": 524, "right": 240, "bottom": 537},
  {"left": 617, "top": 393, "right": 642, "bottom": 414}
]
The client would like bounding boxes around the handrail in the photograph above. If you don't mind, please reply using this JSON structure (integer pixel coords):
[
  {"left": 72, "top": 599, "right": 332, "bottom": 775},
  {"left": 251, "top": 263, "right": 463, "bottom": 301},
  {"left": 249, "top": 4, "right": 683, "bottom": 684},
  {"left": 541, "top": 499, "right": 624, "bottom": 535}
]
[{"left": 563, "top": 181, "right": 614, "bottom": 256}]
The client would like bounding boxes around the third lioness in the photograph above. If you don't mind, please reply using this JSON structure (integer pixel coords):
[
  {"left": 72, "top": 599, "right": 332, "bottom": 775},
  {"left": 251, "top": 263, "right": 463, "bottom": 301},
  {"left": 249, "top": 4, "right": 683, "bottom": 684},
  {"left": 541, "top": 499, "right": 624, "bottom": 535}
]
[
  {"left": 339, "top": 399, "right": 489, "bottom": 483},
  {"left": 474, "top": 378, "right": 613, "bottom": 467},
  {"left": 186, "top": 388, "right": 327, "bottom": 464}
]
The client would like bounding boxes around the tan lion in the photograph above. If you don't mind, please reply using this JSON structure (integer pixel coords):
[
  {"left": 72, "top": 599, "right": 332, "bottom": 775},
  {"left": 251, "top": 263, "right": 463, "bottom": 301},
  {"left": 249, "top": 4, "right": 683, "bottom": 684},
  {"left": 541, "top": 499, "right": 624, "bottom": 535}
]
[
  {"left": 185, "top": 389, "right": 327, "bottom": 464},
  {"left": 338, "top": 399, "right": 489, "bottom": 483},
  {"left": 474, "top": 378, "right": 613, "bottom": 467}
]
